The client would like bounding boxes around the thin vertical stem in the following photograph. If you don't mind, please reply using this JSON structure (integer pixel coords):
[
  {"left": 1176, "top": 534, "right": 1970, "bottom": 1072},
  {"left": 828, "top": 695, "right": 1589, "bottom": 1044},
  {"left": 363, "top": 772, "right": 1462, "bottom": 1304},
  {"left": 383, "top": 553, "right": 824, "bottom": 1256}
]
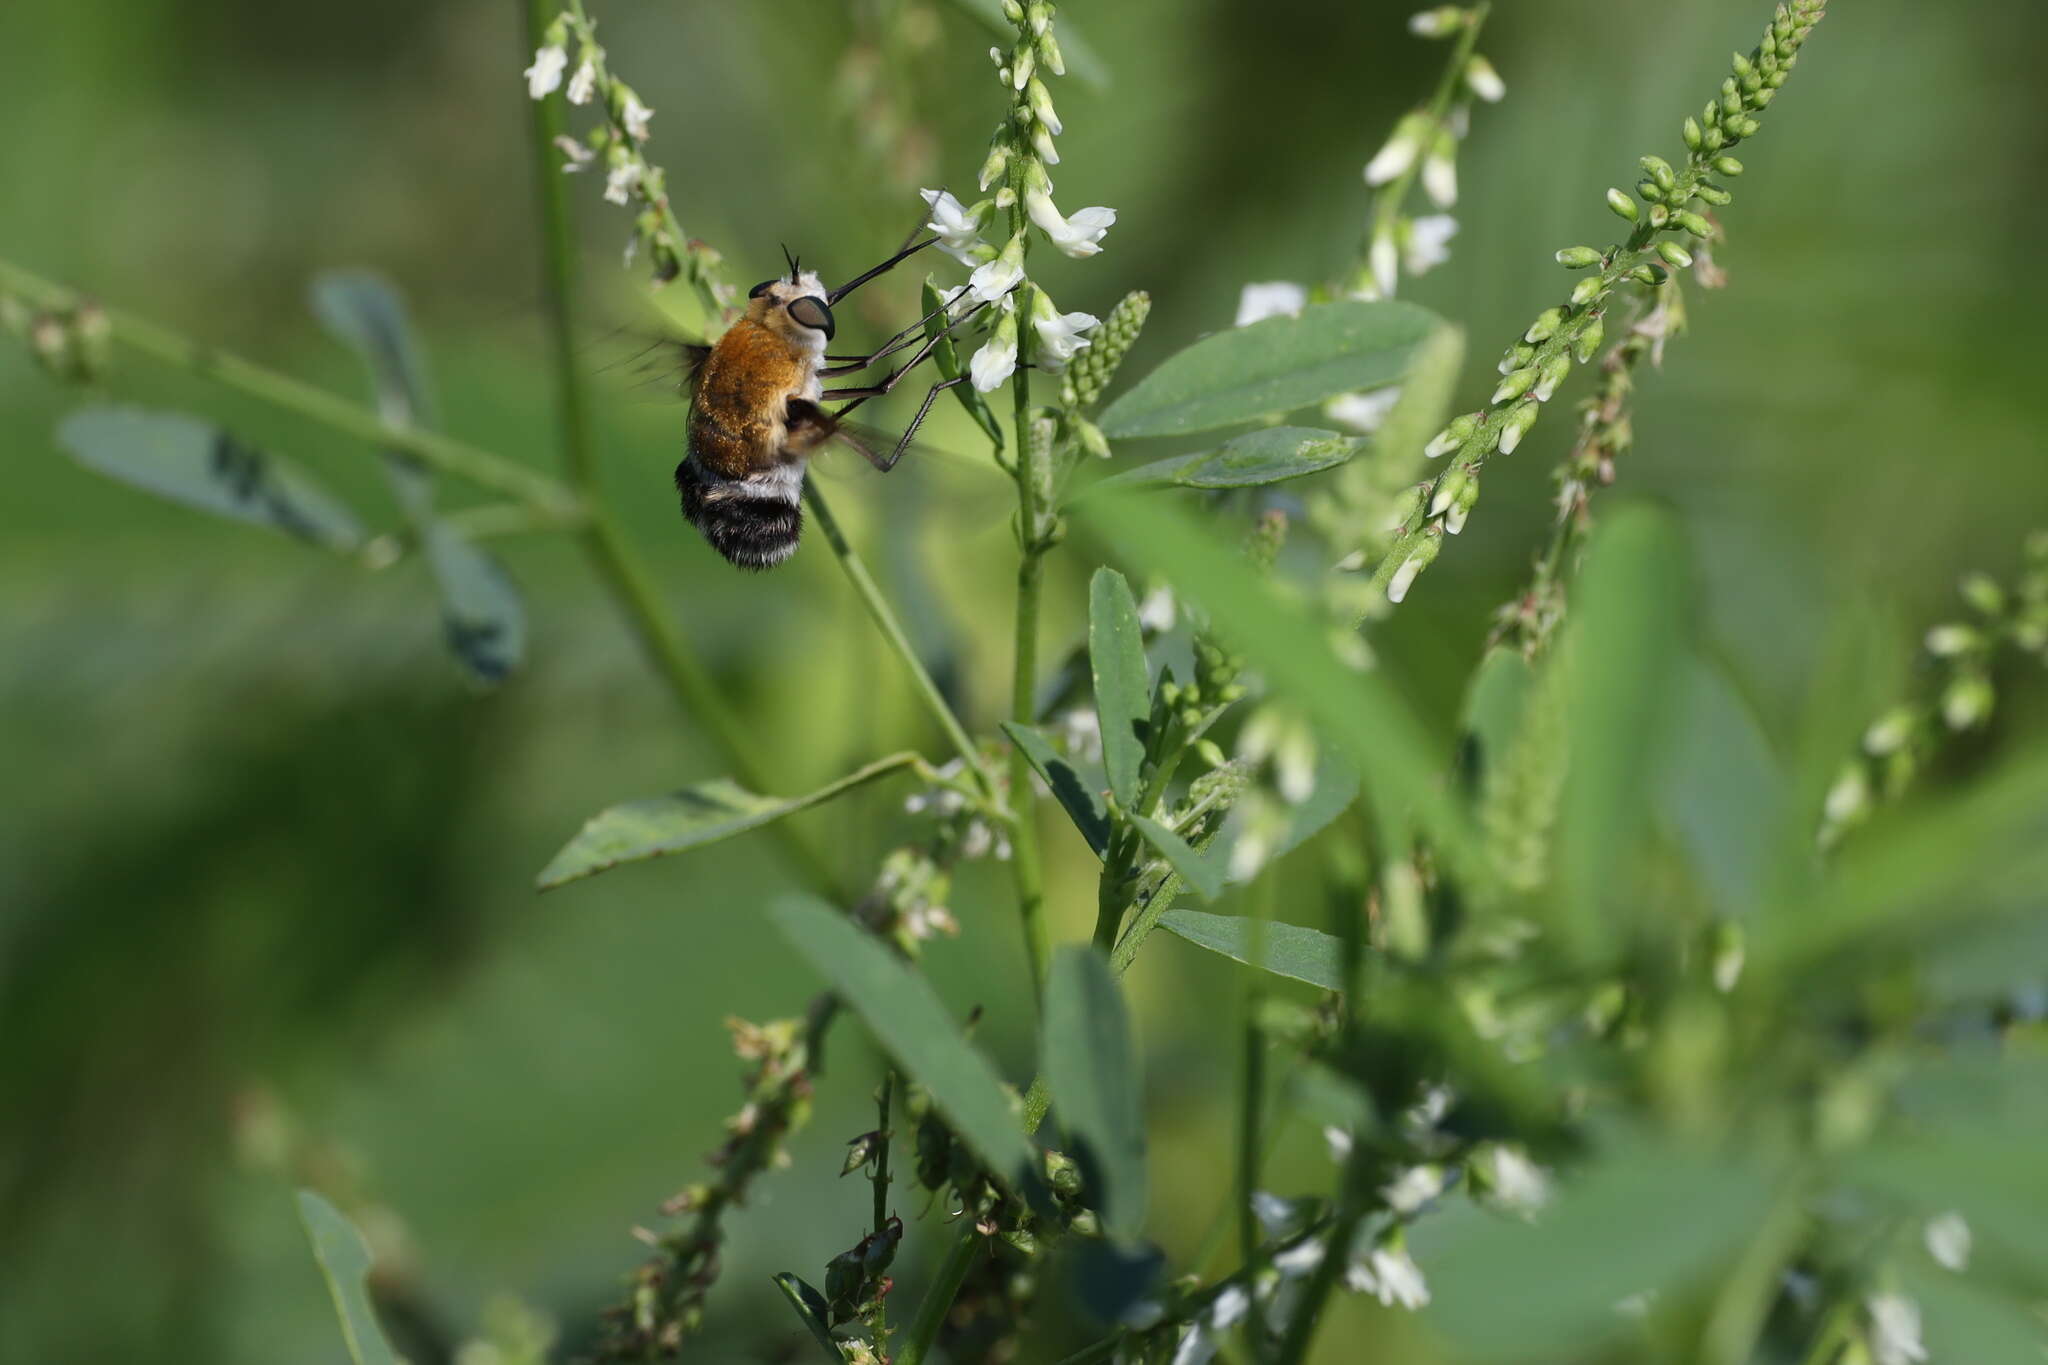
[
  {"left": 896, "top": 1225, "right": 982, "bottom": 1365},
  {"left": 871, "top": 1068, "right": 896, "bottom": 1348}
]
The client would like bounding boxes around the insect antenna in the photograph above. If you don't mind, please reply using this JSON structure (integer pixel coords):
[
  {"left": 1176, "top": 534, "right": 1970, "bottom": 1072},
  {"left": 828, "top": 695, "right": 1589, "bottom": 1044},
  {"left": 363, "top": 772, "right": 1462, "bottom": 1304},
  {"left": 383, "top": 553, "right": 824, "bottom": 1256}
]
[
  {"left": 782, "top": 243, "right": 801, "bottom": 283},
  {"left": 825, "top": 235, "right": 939, "bottom": 305}
]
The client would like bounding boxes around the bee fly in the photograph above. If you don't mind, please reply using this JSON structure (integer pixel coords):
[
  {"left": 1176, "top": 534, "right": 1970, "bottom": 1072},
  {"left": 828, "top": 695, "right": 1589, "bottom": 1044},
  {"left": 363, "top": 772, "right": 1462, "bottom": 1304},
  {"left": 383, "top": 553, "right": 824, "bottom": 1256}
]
[{"left": 676, "top": 237, "right": 993, "bottom": 569}]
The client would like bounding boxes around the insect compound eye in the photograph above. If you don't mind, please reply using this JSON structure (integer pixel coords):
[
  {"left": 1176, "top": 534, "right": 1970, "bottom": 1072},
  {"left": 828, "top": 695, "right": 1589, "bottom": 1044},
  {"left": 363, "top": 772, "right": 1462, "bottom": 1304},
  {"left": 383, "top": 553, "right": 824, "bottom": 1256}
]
[
  {"left": 748, "top": 279, "right": 776, "bottom": 299},
  {"left": 786, "top": 295, "right": 836, "bottom": 341}
]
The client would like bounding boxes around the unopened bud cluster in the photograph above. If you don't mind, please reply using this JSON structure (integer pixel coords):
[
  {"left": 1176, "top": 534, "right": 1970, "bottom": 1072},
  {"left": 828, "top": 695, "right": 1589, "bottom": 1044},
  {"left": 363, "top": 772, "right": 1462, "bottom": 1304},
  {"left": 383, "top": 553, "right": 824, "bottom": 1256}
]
[
  {"left": 526, "top": 6, "right": 726, "bottom": 305},
  {"left": 1376, "top": 0, "right": 1827, "bottom": 606},
  {"left": 1819, "top": 530, "right": 2048, "bottom": 848}
]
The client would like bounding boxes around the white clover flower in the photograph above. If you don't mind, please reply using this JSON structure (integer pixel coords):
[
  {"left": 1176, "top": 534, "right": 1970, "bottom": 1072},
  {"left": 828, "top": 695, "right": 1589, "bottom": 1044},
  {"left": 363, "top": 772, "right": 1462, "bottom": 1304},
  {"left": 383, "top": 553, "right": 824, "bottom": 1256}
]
[
  {"left": 1925, "top": 1210, "right": 1971, "bottom": 1272},
  {"left": 1235, "top": 281, "right": 1308, "bottom": 327},
  {"left": 566, "top": 57, "right": 597, "bottom": 105},
  {"left": 1487, "top": 1145, "right": 1552, "bottom": 1213},
  {"left": 1345, "top": 1243, "right": 1430, "bottom": 1310},
  {"left": 1025, "top": 188, "right": 1115, "bottom": 257},
  {"left": 553, "top": 135, "right": 594, "bottom": 170},
  {"left": 1250, "top": 1191, "right": 1297, "bottom": 1234},
  {"left": 1209, "top": 1285, "right": 1250, "bottom": 1331},
  {"left": 1422, "top": 144, "right": 1458, "bottom": 208},
  {"left": 969, "top": 319, "right": 1019, "bottom": 393},
  {"left": 919, "top": 188, "right": 988, "bottom": 266},
  {"left": 1369, "top": 232, "right": 1400, "bottom": 299},
  {"left": 1823, "top": 764, "right": 1870, "bottom": 827},
  {"left": 1169, "top": 1325, "right": 1216, "bottom": 1365},
  {"left": 1032, "top": 304, "right": 1099, "bottom": 370},
  {"left": 969, "top": 237, "right": 1026, "bottom": 303},
  {"left": 524, "top": 42, "right": 568, "bottom": 99},
  {"left": 1405, "top": 214, "right": 1459, "bottom": 275},
  {"left": 1364, "top": 119, "right": 1423, "bottom": 186},
  {"left": 1325, "top": 387, "right": 1402, "bottom": 433},
  {"left": 1863, "top": 707, "right": 1915, "bottom": 755},
  {"left": 1322, "top": 1125, "right": 1354, "bottom": 1163},
  {"left": 603, "top": 158, "right": 641, "bottom": 206},
  {"left": 1465, "top": 54, "right": 1507, "bottom": 103},
  {"left": 1271, "top": 1238, "right": 1326, "bottom": 1277},
  {"left": 1381, "top": 1164, "right": 1445, "bottom": 1216},
  {"left": 1408, "top": 6, "right": 1463, "bottom": 37},
  {"left": 1138, "top": 586, "right": 1178, "bottom": 633},
  {"left": 1867, "top": 1293, "right": 1927, "bottom": 1365},
  {"left": 621, "top": 92, "right": 654, "bottom": 141}
]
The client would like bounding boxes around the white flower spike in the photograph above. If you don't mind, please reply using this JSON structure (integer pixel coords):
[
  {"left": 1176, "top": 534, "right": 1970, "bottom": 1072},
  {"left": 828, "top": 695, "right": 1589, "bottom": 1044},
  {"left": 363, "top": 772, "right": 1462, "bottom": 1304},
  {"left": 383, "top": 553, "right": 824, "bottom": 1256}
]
[
  {"left": 1025, "top": 187, "right": 1115, "bottom": 257},
  {"left": 1405, "top": 214, "right": 1459, "bottom": 275},
  {"left": 1031, "top": 300, "right": 1099, "bottom": 370},
  {"left": 970, "top": 309, "right": 1020, "bottom": 393},
  {"left": 1866, "top": 1294, "right": 1927, "bottom": 1365},
  {"left": 566, "top": 58, "right": 597, "bottom": 105},
  {"left": 621, "top": 92, "right": 654, "bottom": 141},
  {"left": 920, "top": 188, "right": 988, "bottom": 267}
]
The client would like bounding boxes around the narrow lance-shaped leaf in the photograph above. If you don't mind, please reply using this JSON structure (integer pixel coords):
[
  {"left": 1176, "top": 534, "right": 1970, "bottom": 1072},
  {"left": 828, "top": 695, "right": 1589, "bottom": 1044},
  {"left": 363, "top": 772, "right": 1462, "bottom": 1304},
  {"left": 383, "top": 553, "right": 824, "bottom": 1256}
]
[
  {"left": 1099, "top": 300, "right": 1437, "bottom": 439},
  {"left": 1042, "top": 947, "right": 1148, "bottom": 1241},
  {"left": 539, "top": 752, "right": 924, "bottom": 889},
  {"left": 58, "top": 407, "right": 365, "bottom": 552},
  {"left": 1158, "top": 909, "right": 1345, "bottom": 992},
  {"left": 769, "top": 1272, "right": 842, "bottom": 1361},
  {"left": 1089, "top": 567, "right": 1151, "bottom": 809},
  {"left": 1129, "top": 814, "right": 1226, "bottom": 902},
  {"left": 1003, "top": 721, "right": 1110, "bottom": 857},
  {"left": 1083, "top": 494, "right": 1475, "bottom": 871},
  {"left": 296, "top": 1191, "right": 402, "bottom": 1365},
  {"left": 767, "top": 897, "right": 1040, "bottom": 1190},
  {"left": 1081, "top": 427, "right": 1360, "bottom": 498}
]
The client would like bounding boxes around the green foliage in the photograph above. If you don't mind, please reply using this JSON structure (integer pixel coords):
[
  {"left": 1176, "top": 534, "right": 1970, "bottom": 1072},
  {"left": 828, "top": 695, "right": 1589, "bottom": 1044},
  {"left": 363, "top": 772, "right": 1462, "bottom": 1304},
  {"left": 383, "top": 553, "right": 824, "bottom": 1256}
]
[
  {"left": 1041, "top": 947, "right": 1148, "bottom": 1241},
  {"left": 1002, "top": 721, "right": 1110, "bottom": 856},
  {"left": 296, "top": 1191, "right": 402, "bottom": 1365},
  {"left": 58, "top": 407, "right": 365, "bottom": 551},
  {"left": 537, "top": 752, "right": 924, "bottom": 888},
  {"left": 1088, "top": 568, "right": 1151, "bottom": 808},
  {"left": 767, "top": 897, "right": 1039, "bottom": 1191},
  {"left": 1157, "top": 909, "right": 1345, "bottom": 991},
  {"left": 1099, "top": 300, "right": 1438, "bottom": 439},
  {"left": 1086, "top": 427, "right": 1359, "bottom": 495},
  {"left": 769, "top": 1272, "right": 840, "bottom": 1360}
]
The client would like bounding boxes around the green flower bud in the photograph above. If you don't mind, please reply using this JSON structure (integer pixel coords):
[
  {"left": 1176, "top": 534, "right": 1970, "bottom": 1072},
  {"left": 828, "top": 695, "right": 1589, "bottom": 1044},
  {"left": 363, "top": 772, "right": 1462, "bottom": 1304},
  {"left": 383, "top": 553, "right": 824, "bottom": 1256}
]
[
  {"left": 1556, "top": 246, "right": 1603, "bottom": 269},
  {"left": 1704, "top": 124, "right": 1727, "bottom": 151},
  {"left": 1573, "top": 314, "right": 1605, "bottom": 363},
  {"left": 1924, "top": 623, "right": 1980, "bottom": 657},
  {"left": 1696, "top": 182, "right": 1734, "bottom": 206},
  {"left": 1657, "top": 240, "right": 1694, "bottom": 268},
  {"left": 1497, "top": 399, "right": 1540, "bottom": 455},
  {"left": 1673, "top": 210, "right": 1714, "bottom": 237},
  {"left": 1714, "top": 155, "right": 1745, "bottom": 176},
  {"left": 1683, "top": 116, "right": 1704, "bottom": 151},
  {"left": 1732, "top": 116, "right": 1761, "bottom": 138},
  {"left": 1636, "top": 178, "right": 1666, "bottom": 204},
  {"left": 1383, "top": 525, "right": 1443, "bottom": 604},
  {"left": 1942, "top": 673, "right": 1994, "bottom": 731},
  {"left": 1491, "top": 366, "right": 1538, "bottom": 404},
  {"left": 1533, "top": 350, "right": 1572, "bottom": 402},
  {"left": 1606, "top": 188, "right": 1640, "bottom": 222},
  {"left": 1960, "top": 573, "right": 2005, "bottom": 616},
  {"left": 1499, "top": 339, "right": 1536, "bottom": 374},
  {"left": 1571, "top": 275, "right": 1606, "bottom": 306},
  {"left": 1524, "top": 307, "right": 1564, "bottom": 344},
  {"left": 1060, "top": 290, "right": 1149, "bottom": 409},
  {"left": 1640, "top": 154, "right": 1678, "bottom": 189},
  {"left": 1629, "top": 263, "right": 1670, "bottom": 286},
  {"left": 1425, "top": 414, "right": 1476, "bottom": 459},
  {"left": 1073, "top": 416, "right": 1111, "bottom": 460},
  {"left": 1862, "top": 706, "right": 1918, "bottom": 757}
]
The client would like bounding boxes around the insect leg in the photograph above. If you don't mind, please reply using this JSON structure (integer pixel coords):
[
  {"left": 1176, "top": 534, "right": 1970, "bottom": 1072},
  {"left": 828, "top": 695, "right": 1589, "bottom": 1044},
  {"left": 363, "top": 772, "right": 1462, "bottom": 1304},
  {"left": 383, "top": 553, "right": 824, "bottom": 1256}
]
[
  {"left": 823, "top": 298, "right": 997, "bottom": 410},
  {"left": 874, "top": 377, "right": 967, "bottom": 471},
  {"left": 819, "top": 285, "right": 975, "bottom": 377}
]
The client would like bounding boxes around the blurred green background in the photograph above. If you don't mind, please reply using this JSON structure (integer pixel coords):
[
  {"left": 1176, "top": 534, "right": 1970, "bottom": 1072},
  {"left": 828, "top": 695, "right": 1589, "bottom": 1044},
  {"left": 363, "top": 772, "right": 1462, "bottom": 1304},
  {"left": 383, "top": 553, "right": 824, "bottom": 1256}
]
[{"left": 4, "top": 1, "right": 2046, "bottom": 1360}]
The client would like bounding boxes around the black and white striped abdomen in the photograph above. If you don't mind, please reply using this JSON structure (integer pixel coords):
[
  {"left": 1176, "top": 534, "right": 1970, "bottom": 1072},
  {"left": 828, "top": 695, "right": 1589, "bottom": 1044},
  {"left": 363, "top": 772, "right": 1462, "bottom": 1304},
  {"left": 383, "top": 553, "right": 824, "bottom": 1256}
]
[{"left": 675, "top": 455, "right": 807, "bottom": 570}]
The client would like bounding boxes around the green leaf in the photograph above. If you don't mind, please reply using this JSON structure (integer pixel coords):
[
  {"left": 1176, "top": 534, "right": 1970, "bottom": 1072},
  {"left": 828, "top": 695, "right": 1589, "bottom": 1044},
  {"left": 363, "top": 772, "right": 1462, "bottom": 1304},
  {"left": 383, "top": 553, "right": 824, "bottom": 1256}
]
[
  {"left": 424, "top": 522, "right": 526, "bottom": 686},
  {"left": 58, "top": 407, "right": 365, "bottom": 552},
  {"left": 1157, "top": 909, "right": 1344, "bottom": 991},
  {"left": 1660, "top": 652, "right": 1782, "bottom": 917},
  {"left": 1555, "top": 506, "right": 1692, "bottom": 958},
  {"left": 1089, "top": 568, "right": 1150, "bottom": 808},
  {"left": 1085, "top": 428, "right": 1359, "bottom": 496},
  {"left": 1908, "top": 1269, "right": 2048, "bottom": 1360},
  {"left": 770, "top": 1272, "right": 842, "bottom": 1361},
  {"left": 1042, "top": 947, "right": 1148, "bottom": 1241},
  {"left": 1226, "top": 755, "right": 1361, "bottom": 882},
  {"left": 1081, "top": 495, "right": 1473, "bottom": 869},
  {"left": 923, "top": 278, "right": 1004, "bottom": 448},
  {"left": 313, "top": 270, "right": 526, "bottom": 686},
  {"left": 939, "top": 0, "right": 1111, "bottom": 89},
  {"left": 1423, "top": 1140, "right": 1770, "bottom": 1359},
  {"left": 296, "top": 1191, "right": 401, "bottom": 1365},
  {"left": 1457, "top": 648, "right": 1534, "bottom": 793},
  {"left": 767, "top": 897, "right": 1039, "bottom": 1189},
  {"left": 1002, "top": 721, "right": 1109, "bottom": 857},
  {"left": 1130, "top": 814, "right": 1226, "bottom": 902},
  {"left": 539, "top": 753, "right": 923, "bottom": 889},
  {"left": 1098, "top": 300, "right": 1437, "bottom": 439}
]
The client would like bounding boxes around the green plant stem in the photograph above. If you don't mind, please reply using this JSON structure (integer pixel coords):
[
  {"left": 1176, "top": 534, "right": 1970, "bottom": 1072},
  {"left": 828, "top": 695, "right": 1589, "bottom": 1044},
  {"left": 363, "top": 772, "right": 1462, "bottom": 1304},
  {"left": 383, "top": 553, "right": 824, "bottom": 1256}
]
[
  {"left": 872, "top": 1068, "right": 895, "bottom": 1348},
  {"left": 805, "top": 483, "right": 1003, "bottom": 802},
  {"left": 522, "top": 0, "right": 844, "bottom": 900},
  {"left": 1236, "top": 1016, "right": 1267, "bottom": 1349},
  {"left": 896, "top": 1224, "right": 982, "bottom": 1365},
  {"left": 1271, "top": 1156, "right": 1370, "bottom": 1365},
  {"left": 1004, "top": 282, "right": 1053, "bottom": 1003},
  {"left": 1346, "top": 3, "right": 1489, "bottom": 296},
  {"left": 0, "top": 257, "right": 579, "bottom": 518}
]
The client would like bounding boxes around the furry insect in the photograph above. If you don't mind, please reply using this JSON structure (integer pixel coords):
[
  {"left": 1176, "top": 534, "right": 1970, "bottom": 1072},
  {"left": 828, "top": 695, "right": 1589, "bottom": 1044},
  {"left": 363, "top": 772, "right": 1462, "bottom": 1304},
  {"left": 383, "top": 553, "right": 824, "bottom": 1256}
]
[{"left": 675, "top": 238, "right": 990, "bottom": 569}]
